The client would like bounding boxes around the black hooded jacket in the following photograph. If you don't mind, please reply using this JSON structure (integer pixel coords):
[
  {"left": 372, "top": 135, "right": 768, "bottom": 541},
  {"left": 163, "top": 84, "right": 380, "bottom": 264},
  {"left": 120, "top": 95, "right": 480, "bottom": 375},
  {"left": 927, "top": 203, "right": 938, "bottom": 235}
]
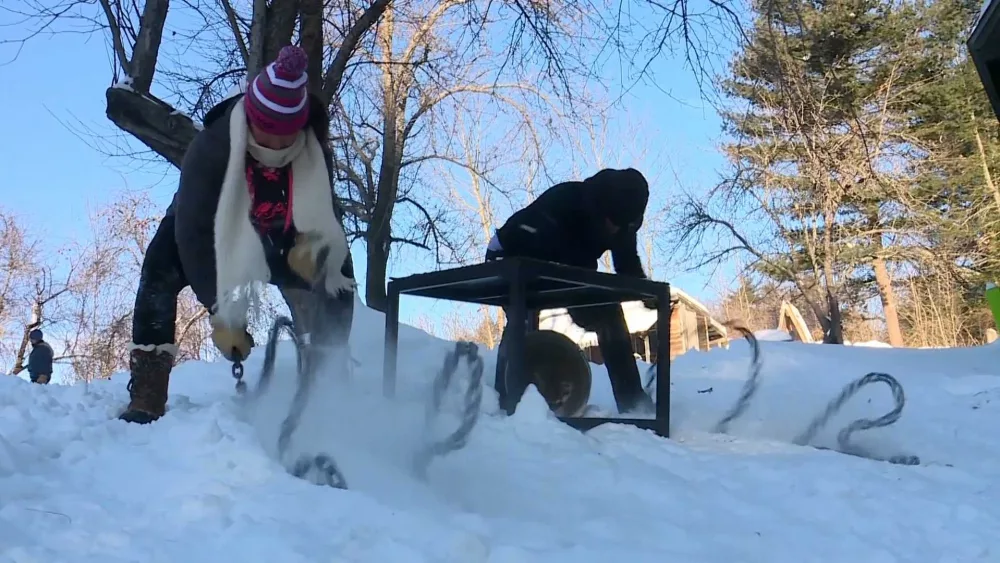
[
  {"left": 163, "top": 92, "right": 352, "bottom": 312},
  {"left": 27, "top": 340, "right": 54, "bottom": 380},
  {"left": 494, "top": 168, "right": 649, "bottom": 276}
]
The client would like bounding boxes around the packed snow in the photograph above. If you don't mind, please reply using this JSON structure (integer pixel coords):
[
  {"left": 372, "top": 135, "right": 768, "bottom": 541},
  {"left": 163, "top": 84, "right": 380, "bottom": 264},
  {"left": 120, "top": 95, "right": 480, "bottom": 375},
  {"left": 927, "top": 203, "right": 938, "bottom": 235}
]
[{"left": 2, "top": 297, "right": 1000, "bottom": 562}]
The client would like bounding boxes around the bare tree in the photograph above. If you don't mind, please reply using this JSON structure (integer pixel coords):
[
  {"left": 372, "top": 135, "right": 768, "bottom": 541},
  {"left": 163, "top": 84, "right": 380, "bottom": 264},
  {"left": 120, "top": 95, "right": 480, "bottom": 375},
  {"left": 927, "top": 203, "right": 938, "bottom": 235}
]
[
  {"left": 329, "top": 0, "right": 578, "bottom": 310},
  {"left": 441, "top": 307, "right": 504, "bottom": 348},
  {"left": 59, "top": 192, "right": 211, "bottom": 381},
  {"left": 0, "top": 212, "right": 82, "bottom": 375},
  {"left": 560, "top": 110, "right": 675, "bottom": 276},
  {"left": 4, "top": 0, "right": 751, "bottom": 320},
  {"left": 433, "top": 98, "right": 534, "bottom": 347},
  {"left": 9, "top": 265, "right": 76, "bottom": 376},
  {"left": 708, "top": 270, "right": 792, "bottom": 333},
  {"left": 0, "top": 211, "right": 39, "bottom": 370},
  {"left": 3, "top": 0, "right": 746, "bottom": 164},
  {"left": 2, "top": 0, "right": 396, "bottom": 168}
]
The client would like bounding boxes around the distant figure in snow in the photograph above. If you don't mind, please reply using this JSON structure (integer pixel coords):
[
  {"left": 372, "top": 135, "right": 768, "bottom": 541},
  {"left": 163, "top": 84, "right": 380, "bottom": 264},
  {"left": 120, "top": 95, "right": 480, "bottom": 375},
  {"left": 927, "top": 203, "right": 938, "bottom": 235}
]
[
  {"left": 120, "top": 45, "right": 356, "bottom": 425},
  {"left": 485, "top": 168, "right": 655, "bottom": 415},
  {"left": 25, "top": 329, "right": 53, "bottom": 385}
]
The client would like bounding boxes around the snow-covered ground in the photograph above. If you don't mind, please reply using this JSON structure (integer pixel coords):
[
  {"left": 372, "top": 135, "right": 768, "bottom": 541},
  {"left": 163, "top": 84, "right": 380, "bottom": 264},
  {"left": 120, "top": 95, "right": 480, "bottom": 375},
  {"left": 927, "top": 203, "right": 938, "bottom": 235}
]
[{"left": 2, "top": 297, "right": 999, "bottom": 562}]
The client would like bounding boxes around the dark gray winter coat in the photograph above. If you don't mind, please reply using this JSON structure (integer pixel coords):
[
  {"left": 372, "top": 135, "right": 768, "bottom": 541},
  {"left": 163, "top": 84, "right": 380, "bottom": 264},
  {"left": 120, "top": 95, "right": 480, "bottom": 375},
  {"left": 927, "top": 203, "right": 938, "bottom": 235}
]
[
  {"left": 166, "top": 93, "right": 353, "bottom": 312},
  {"left": 27, "top": 340, "right": 54, "bottom": 381},
  {"left": 494, "top": 168, "right": 649, "bottom": 275}
]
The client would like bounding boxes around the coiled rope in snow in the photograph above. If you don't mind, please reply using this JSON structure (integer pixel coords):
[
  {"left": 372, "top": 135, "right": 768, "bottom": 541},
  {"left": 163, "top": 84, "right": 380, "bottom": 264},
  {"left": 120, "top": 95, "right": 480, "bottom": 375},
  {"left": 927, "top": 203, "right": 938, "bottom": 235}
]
[
  {"left": 413, "top": 340, "right": 485, "bottom": 479},
  {"left": 230, "top": 250, "right": 485, "bottom": 485},
  {"left": 231, "top": 249, "right": 348, "bottom": 488},
  {"left": 645, "top": 323, "right": 920, "bottom": 466},
  {"left": 712, "top": 323, "right": 763, "bottom": 435},
  {"left": 235, "top": 315, "right": 349, "bottom": 489},
  {"left": 792, "top": 372, "right": 919, "bottom": 465}
]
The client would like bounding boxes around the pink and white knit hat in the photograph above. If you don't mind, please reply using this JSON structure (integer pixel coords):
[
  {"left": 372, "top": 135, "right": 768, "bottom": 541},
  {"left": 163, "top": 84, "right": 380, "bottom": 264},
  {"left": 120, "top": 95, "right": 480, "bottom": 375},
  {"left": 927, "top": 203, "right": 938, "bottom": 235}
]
[{"left": 244, "top": 45, "right": 310, "bottom": 136}]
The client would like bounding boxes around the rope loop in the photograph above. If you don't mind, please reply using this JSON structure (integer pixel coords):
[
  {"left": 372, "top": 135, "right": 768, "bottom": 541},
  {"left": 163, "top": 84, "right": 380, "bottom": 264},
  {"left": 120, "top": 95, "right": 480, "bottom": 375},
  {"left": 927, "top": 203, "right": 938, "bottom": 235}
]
[
  {"left": 414, "top": 340, "right": 485, "bottom": 478},
  {"left": 653, "top": 321, "right": 920, "bottom": 466}
]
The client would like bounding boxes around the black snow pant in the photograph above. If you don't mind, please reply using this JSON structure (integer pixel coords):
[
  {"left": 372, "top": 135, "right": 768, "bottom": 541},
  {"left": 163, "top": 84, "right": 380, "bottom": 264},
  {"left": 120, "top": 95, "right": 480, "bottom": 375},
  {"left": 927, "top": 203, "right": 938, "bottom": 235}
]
[
  {"left": 132, "top": 214, "right": 354, "bottom": 354},
  {"left": 484, "top": 248, "right": 647, "bottom": 414}
]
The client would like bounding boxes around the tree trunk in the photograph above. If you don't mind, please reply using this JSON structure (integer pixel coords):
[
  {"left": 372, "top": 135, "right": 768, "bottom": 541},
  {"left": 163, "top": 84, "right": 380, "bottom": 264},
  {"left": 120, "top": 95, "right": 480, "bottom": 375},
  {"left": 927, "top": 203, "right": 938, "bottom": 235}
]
[
  {"left": 298, "top": 0, "right": 324, "bottom": 94},
  {"left": 365, "top": 235, "right": 390, "bottom": 312},
  {"left": 364, "top": 5, "right": 399, "bottom": 312},
  {"left": 872, "top": 256, "right": 904, "bottom": 346},
  {"left": 973, "top": 114, "right": 1000, "bottom": 212},
  {"left": 12, "top": 301, "right": 43, "bottom": 375},
  {"left": 820, "top": 203, "right": 844, "bottom": 344},
  {"left": 866, "top": 208, "right": 904, "bottom": 346},
  {"left": 247, "top": 0, "right": 268, "bottom": 78},
  {"left": 263, "top": 0, "right": 299, "bottom": 66},
  {"left": 822, "top": 290, "right": 844, "bottom": 344},
  {"left": 105, "top": 87, "right": 200, "bottom": 168},
  {"left": 129, "top": 0, "right": 170, "bottom": 92}
]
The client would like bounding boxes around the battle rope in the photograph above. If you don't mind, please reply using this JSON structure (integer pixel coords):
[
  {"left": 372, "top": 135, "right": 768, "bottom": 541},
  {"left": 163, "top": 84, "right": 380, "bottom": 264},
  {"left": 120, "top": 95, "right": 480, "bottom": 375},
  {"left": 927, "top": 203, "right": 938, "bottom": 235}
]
[
  {"left": 792, "top": 372, "right": 920, "bottom": 466},
  {"left": 232, "top": 316, "right": 486, "bottom": 484},
  {"left": 229, "top": 247, "right": 348, "bottom": 488},
  {"left": 234, "top": 315, "right": 349, "bottom": 488},
  {"left": 413, "top": 341, "right": 485, "bottom": 479},
  {"left": 712, "top": 323, "right": 763, "bottom": 435},
  {"left": 644, "top": 324, "right": 920, "bottom": 466}
]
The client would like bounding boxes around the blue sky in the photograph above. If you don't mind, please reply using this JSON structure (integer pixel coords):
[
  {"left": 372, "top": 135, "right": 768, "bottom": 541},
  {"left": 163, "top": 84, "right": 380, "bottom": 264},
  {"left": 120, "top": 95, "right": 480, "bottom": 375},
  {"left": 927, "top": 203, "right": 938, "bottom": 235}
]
[{"left": 2, "top": 14, "right": 736, "bottom": 349}]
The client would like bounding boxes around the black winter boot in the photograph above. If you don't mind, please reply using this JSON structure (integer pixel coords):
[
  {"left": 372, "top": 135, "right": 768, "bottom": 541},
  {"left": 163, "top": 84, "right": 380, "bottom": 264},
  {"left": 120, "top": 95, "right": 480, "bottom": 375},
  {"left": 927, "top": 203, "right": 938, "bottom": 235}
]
[
  {"left": 621, "top": 390, "right": 655, "bottom": 416},
  {"left": 119, "top": 344, "right": 175, "bottom": 424},
  {"left": 594, "top": 325, "right": 651, "bottom": 415}
]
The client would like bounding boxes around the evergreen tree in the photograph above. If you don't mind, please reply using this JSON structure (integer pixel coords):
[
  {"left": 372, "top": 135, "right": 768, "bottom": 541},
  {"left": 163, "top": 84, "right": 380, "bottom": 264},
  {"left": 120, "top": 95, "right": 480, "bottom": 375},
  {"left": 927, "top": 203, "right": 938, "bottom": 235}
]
[
  {"left": 865, "top": 0, "right": 1000, "bottom": 345},
  {"left": 674, "top": 0, "right": 1000, "bottom": 346},
  {"left": 716, "top": 0, "right": 907, "bottom": 343},
  {"left": 903, "top": 0, "right": 1000, "bottom": 295}
]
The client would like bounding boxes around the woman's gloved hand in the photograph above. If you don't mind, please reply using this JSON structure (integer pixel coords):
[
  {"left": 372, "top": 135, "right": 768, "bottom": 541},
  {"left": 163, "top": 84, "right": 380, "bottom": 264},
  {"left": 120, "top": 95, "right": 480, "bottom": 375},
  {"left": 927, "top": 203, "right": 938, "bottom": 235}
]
[
  {"left": 288, "top": 231, "right": 324, "bottom": 284},
  {"left": 288, "top": 231, "right": 356, "bottom": 296}
]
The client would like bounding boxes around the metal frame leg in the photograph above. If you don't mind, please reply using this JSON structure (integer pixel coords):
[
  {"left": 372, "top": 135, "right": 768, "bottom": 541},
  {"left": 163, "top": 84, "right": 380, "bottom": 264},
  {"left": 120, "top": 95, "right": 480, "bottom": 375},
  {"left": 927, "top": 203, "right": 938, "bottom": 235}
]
[
  {"left": 494, "top": 334, "right": 508, "bottom": 404},
  {"left": 654, "top": 287, "right": 672, "bottom": 438},
  {"left": 496, "top": 305, "right": 539, "bottom": 403},
  {"left": 527, "top": 309, "right": 540, "bottom": 332},
  {"left": 383, "top": 281, "right": 400, "bottom": 398},
  {"left": 500, "top": 264, "right": 528, "bottom": 415}
]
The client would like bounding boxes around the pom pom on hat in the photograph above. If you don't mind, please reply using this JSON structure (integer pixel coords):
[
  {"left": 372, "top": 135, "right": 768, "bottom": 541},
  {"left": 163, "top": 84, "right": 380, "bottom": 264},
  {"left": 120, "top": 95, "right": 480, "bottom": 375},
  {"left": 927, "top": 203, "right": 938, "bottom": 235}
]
[
  {"left": 274, "top": 45, "right": 308, "bottom": 76},
  {"left": 245, "top": 45, "right": 311, "bottom": 136}
]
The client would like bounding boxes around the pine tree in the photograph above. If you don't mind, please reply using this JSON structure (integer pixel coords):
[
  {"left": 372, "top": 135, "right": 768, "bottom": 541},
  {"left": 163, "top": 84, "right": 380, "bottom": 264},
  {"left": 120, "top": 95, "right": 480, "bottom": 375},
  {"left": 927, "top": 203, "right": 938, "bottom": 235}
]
[
  {"left": 716, "top": 0, "right": 910, "bottom": 344},
  {"left": 895, "top": 0, "right": 1000, "bottom": 344},
  {"left": 675, "top": 0, "right": 1000, "bottom": 345}
]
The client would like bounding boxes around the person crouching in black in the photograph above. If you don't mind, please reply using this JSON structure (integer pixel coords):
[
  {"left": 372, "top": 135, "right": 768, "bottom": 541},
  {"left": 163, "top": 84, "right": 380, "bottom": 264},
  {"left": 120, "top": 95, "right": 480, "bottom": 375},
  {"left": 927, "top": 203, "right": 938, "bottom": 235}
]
[{"left": 486, "top": 167, "right": 655, "bottom": 415}]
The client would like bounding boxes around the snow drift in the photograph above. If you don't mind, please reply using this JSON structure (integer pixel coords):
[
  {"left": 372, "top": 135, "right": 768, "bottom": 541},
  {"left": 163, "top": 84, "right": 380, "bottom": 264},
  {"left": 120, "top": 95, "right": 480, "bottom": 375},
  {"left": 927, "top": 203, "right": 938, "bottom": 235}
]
[{"left": 2, "top": 298, "right": 999, "bottom": 562}]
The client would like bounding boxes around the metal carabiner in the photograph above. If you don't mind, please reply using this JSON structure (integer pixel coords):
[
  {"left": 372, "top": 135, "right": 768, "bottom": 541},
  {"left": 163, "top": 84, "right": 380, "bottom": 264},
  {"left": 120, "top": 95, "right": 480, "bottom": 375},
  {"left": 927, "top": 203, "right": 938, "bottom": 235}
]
[{"left": 232, "top": 350, "right": 246, "bottom": 394}]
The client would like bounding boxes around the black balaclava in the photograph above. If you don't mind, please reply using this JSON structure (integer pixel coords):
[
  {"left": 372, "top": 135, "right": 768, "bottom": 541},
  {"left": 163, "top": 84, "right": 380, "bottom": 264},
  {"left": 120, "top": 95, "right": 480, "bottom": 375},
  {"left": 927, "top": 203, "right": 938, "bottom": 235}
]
[{"left": 585, "top": 168, "right": 650, "bottom": 230}]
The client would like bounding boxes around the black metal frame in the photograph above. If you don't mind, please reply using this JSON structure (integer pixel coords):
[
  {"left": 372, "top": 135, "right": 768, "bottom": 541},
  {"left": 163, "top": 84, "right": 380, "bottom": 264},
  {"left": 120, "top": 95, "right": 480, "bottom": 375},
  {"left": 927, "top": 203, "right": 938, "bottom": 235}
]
[{"left": 381, "top": 257, "right": 673, "bottom": 438}]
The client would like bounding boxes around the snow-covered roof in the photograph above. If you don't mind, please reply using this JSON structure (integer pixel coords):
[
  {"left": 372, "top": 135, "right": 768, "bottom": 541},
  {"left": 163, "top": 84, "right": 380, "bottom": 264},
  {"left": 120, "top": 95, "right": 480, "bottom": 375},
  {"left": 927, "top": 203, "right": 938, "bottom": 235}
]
[
  {"left": 538, "top": 301, "right": 657, "bottom": 346},
  {"left": 538, "top": 288, "right": 727, "bottom": 348}
]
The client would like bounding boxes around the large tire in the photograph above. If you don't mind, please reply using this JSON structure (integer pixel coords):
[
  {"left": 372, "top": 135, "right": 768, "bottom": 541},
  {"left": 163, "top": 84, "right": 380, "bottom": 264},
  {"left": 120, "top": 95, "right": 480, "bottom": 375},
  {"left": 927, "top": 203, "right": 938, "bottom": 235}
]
[{"left": 516, "top": 329, "right": 592, "bottom": 416}]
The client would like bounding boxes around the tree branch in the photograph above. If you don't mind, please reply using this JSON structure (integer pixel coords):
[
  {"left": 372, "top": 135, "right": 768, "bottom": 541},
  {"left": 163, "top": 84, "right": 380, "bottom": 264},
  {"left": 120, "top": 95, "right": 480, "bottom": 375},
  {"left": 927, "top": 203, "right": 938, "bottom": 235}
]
[
  {"left": 321, "top": 0, "right": 392, "bottom": 104},
  {"left": 218, "top": 0, "right": 249, "bottom": 66}
]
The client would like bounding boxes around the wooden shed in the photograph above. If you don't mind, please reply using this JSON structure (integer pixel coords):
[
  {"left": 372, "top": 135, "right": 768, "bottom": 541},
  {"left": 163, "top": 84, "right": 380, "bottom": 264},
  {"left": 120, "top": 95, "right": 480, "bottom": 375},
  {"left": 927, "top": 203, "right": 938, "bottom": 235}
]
[{"left": 537, "top": 287, "right": 729, "bottom": 365}]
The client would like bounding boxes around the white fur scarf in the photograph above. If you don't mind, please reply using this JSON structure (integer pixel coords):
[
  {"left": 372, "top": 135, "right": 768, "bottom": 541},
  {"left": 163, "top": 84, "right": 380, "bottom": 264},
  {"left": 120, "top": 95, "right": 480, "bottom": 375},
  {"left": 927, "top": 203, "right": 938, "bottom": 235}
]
[{"left": 213, "top": 104, "right": 353, "bottom": 329}]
